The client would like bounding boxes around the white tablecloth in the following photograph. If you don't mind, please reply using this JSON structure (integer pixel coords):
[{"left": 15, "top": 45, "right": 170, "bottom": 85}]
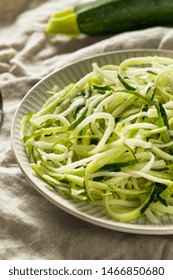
[{"left": 1, "top": 0, "right": 173, "bottom": 260}]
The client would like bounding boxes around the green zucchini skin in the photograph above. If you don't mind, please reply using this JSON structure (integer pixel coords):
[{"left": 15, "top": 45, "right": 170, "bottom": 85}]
[{"left": 75, "top": 0, "right": 173, "bottom": 35}]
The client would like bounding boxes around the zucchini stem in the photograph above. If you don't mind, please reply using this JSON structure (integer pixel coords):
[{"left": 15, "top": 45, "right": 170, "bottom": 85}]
[{"left": 46, "top": 7, "right": 80, "bottom": 35}]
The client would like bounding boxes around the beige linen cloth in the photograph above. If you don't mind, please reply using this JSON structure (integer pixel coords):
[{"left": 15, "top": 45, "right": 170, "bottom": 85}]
[{"left": 1, "top": 0, "right": 173, "bottom": 260}]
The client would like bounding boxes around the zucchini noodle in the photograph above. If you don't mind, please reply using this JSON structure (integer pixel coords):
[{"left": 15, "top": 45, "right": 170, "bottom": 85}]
[{"left": 22, "top": 56, "right": 173, "bottom": 223}]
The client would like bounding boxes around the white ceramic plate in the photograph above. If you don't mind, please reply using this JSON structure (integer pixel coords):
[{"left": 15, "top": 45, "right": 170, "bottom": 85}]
[{"left": 11, "top": 49, "right": 173, "bottom": 235}]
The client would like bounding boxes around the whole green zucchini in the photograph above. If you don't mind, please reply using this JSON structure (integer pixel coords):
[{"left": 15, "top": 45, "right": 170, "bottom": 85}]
[{"left": 46, "top": 0, "right": 173, "bottom": 35}]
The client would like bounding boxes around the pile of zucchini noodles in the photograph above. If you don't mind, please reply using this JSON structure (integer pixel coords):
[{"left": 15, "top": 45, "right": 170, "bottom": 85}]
[{"left": 22, "top": 55, "right": 173, "bottom": 224}]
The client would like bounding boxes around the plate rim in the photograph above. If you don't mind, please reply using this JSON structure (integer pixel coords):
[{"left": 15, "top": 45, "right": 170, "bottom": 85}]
[{"left": 11, "top": 48, "right": 173, "bottom": 235}]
